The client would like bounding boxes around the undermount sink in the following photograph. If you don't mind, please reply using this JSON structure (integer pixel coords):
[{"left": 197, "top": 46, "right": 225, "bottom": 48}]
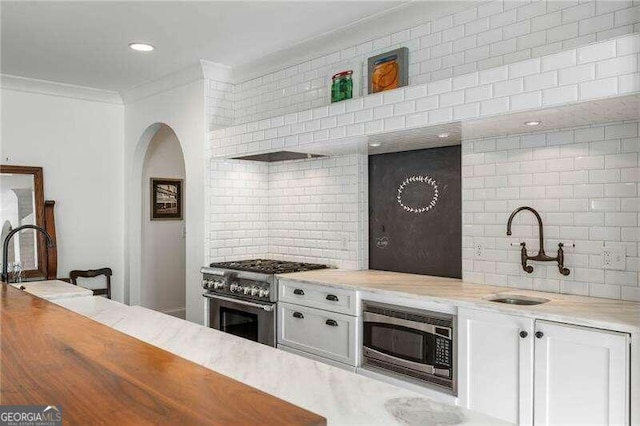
[{"left": 485, "top": 294, "right": 550, "bottom": 306}]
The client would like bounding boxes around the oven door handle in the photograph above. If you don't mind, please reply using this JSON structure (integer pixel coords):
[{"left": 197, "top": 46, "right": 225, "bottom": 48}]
[{"left": 203, "top": 293, "right": 275, "bottom": 311}]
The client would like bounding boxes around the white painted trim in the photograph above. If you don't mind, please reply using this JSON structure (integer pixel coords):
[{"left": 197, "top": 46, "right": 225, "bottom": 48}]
[
  {"left": 201, "top": 60, "right": 233, "bottom": 83},
  {"left": 0, "top": 74, "right": 123, "bottom": 105},
  {"left": 121, "top": 63, "right": 204, "bottom": 104}
]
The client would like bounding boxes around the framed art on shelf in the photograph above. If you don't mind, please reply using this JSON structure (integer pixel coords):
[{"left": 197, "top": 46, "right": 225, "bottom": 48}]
[
  {"left": 327, "top": 61, "right": 362, "bottom": 103},
  {"left": 367, "top": 47, "right": 409, "bottom": 94},
  {"left": 150, "top": 178, "right": 183, "bottom": 220}
]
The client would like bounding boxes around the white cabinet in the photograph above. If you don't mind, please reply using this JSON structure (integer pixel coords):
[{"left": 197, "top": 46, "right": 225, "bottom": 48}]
[
  {"left": 458, "top": 308, "right": 534, "bottom": 424},
  {"left": 459, "top": 309, "right": 630, "bottom": 425},
  {"left": 278, "top": 302, "right": 357, "bottom": 366},
  {"left": 277, "top": 279, "right": 359, "bottom": 368},
  {"left": 534, "top": 320, "right": 629, "bottom": 426},
  {"left": 279, "top": 279, "right": 358, "bottom": 315}
]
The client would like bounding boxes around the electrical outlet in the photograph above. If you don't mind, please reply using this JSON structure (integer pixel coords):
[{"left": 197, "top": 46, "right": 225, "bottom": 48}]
[
  {"left": 601, "top": 247, "right": 625, "bottom": 270},
  {"left": 474, "top": 243, "right": 484, "bottom": 259}
]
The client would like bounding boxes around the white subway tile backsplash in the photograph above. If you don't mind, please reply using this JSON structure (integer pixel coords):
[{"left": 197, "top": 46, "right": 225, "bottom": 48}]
[
  {"left": 210, "top": 0, "right": 640, "bottom": 299},
  {"left": 463, "top": 121, "right": 639, "bottom": 301},
  {"left": 541, "top": 49, "right": 577, "bottom": 71},
  {"left": 597, "top": 54, "right": 638, "bottom": 78},
  {"left": 510, "top": 91, "right": 543, "bottom": 110},
  {"left": 579, "top": 76, "right": 619, "bottom": 99},
  {"left": 525, "top": 71, "right": 559, "bottom": 90},
  {"left": 578, "top": 39, "right": 617, "bottom": 63}
]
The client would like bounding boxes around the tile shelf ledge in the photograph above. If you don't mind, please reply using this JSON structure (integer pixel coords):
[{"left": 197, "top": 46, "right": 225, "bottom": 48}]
[{"left": 209, "top": 34, "right": 640, "bottom": 159}]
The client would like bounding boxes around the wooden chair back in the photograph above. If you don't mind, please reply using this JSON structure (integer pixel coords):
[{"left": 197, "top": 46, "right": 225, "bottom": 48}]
[{"left": 69, "top": 268, "right": 112, "bottom": 299}]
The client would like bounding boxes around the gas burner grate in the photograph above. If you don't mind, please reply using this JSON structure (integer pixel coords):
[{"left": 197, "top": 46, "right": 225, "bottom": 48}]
[{"left": 209, "top": 259, "right": 328, "bottom": 275}]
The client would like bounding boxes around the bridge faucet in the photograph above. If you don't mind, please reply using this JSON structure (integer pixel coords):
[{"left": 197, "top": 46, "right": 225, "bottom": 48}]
[
  {"left": 1, "top": 225, "right": 55, "bottom": 283},
  {"left": 506, "top": 206, "right": 570, "bottom": 276}
]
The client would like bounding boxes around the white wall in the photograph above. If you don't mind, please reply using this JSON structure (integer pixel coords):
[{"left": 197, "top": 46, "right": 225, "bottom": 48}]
[
  {"left": 230, "top": 0, "right": 640, "bottom": 126},
  {"left": 208, "top": 159, "right": 269, "bottom": 260},
  {"left": 267, "top": 154, "right": 368, "bottom": 269},
  {"left": 207, "top": 153, "right": 368, "bottom": 269},
  {"left": 141, "top": 125, "right": 186, "bottom": 317},
  {"left": 124, "top": 77, "right": 206, "bottom": 324},
  {"left": 463, "top": 121, "right": 640, "bottom": 301},
  {"left": 0, "top": 88, "right": 125, "bottom": 298}
]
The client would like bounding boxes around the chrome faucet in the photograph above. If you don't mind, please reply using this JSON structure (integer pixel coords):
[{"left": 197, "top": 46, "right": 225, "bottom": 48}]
[
  {"left": 1, "top": 225, "right": 55, "bottom": 283},
  {"left": 506, "top": 206, "right": 570, "bottom": 276}
]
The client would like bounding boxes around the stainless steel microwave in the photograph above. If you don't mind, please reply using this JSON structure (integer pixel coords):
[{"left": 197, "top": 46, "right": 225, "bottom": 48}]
[{"left": 362, "top": 301, "right": 456, "bottom": 394}]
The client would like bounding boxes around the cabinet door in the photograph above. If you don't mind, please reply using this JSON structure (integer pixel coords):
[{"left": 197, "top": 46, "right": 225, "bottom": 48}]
[
  {"left": 534, "top": 321, "right": 629, "bottom": 426},
  {"left": 458, "top": 308, "right": 535, "bottom": 424},
  {"left": 278, "top": 302, "right": 358, "bottom": 366}
]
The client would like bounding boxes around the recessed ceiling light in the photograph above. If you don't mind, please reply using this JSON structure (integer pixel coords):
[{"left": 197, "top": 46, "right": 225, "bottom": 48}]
[
  {"left": 129, "top": 42, "right": 155, "bottom": 52},
  {"left": 524, "top": 120, "right": 542, "bottom": 126},
  {"left": 369, "top": 141, "right": 382, "bottom": 147},
  {"left": 437, "top": 133, "right": 450, "bottom": 138}
]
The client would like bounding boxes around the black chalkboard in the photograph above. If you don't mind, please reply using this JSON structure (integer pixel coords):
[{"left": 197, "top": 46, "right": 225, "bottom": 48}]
[{"left": 369, "top": 146, "right": 461, "bottom": 278}]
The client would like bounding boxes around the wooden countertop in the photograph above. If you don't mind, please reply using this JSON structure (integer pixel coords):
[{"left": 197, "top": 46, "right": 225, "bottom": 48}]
[{"left": 0, "top": 284, "right": 325, "bottom": 425}]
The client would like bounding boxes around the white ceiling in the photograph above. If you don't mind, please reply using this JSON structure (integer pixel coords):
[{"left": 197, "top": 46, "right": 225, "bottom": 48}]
[{"left": 1, "top": 1, "right": 405, "bottom": 91}]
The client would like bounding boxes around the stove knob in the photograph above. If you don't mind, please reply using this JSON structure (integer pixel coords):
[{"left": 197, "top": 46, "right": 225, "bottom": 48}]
[
  {"left": 213, "top": 280, "right": 224, "bottom": 290},
  {"left": 243, "top": 286, "right": 252, "bottom": 295},
  {"left": 250, "top": 287, "right": 259, "bottom": 296},
  {"left": 202, "top": 280, "right": 209, "bottom": 289},
  {"left": 259, "top": 288, "right": 270, "bottom": 298},
  {"left": 230, "top": 283, "right": 239, "bottom": 292}
]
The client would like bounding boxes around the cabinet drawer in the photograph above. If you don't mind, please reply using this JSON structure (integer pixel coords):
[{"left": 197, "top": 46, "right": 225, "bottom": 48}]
[
  {"left": 278, "top": 279, "right": 358, "bottom": 315},
  {"left": 278, "top": 302, "right": 357, "bottom": 366}
]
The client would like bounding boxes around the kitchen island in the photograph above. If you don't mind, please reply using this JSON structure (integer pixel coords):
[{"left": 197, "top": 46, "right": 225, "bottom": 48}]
[
  {"left": 0, "top": 284, "right": 325, "bottom": 425},
  {"left": 26, "top": 289, "right": 507, "bottom": 425}
]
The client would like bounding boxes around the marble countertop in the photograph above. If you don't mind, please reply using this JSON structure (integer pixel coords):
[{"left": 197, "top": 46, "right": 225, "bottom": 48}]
[
  {"left": 277, "top": 270, "right": 640, "bottom": 333},
  {"left": 53, "top": 296, "right": 507, "bottom": 426},
  {"left": 10, "top": 279, "right": 93, "bottom": 300}
]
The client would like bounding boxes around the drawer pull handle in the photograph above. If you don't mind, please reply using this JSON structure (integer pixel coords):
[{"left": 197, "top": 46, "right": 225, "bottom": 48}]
[
  {"left": 293, "top": 312, "right": 304, "bottom": 319},
  {"left": 325, "top": 319, "right": 338, "bottom": 327},
  {"left": 325, "top": 294, "right": 339, "bottom": 302},
  {"left": 519, "top": 331, "right": 528, "bottom": 338},
  {"left": 535, "top": 331, "right": 544, "bottom": 339},
  {"left": 293, "top": 289, "right": 305, "bottom": 296}
]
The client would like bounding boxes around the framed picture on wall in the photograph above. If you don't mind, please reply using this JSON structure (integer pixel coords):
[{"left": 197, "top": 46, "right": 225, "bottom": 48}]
[
  {"left": 150, "top": 178, "right": 183, "bottom": 220},
  {"left": 367, "top": 47, "right": 409, "bottom": 94}
]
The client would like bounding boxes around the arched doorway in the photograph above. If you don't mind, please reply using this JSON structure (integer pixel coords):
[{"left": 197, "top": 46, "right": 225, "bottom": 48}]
[{"left": 135, "top": 124, "right": 186, "bottom": 318}]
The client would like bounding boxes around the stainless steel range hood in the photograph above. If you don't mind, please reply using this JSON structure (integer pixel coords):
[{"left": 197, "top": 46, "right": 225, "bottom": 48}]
[{"left": 230, "top": 151, "right": 327, "bottom": 162}]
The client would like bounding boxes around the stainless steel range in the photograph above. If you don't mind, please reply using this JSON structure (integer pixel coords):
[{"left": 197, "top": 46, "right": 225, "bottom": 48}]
[{"left": 201, "top": 259, "right": 328, "bottom": 346}]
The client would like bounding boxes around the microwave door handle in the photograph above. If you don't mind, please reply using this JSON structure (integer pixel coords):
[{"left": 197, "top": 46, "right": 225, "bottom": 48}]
[
  {"left": 203, "top": 293, "right": 274, "bottom": 311},
  {"left": 364, "top": 347, "right": 436, "bottom": 375},
  {"left": 363, "top": 311, "right": 437, "bottom": 335}
]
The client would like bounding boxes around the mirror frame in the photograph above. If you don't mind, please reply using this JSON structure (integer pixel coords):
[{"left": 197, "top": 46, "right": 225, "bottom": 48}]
[{"left": 0, "top": 165, "right": 47, "bottom": 279}]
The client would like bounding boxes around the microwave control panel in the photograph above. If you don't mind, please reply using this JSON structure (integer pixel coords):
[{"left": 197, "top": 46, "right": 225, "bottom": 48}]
[{"left": 435, "top": 336, "right": 451, "bottom": 367}]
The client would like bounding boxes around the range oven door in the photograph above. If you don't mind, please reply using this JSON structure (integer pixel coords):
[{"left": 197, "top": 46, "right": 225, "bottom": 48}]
[
  {"left": 362, "top": 309, "right": 454, "bottom": 390},
  {"left": 205, "top": 293, "right": 276, "bottom": 347}
]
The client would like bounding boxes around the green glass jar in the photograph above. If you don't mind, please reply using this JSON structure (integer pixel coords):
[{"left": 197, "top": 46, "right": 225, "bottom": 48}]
[{"left": 331, "top": 70, "right": 353, "bottom": 103}]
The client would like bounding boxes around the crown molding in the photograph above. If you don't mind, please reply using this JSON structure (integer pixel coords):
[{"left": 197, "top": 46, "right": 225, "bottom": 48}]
[
  {"left": 201, "top": 60, "right": 233, "bottom": 83},
  {"left": 0, "top": 74, "right": 123, "bottom": 105},
  {"left": 121, "top": 62, "right": 205, "bottom": 104}
]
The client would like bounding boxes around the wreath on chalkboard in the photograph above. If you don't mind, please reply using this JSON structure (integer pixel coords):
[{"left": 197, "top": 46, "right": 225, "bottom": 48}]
[{"left": 396, "top": 175, "right": 439, "bottom": 214}]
